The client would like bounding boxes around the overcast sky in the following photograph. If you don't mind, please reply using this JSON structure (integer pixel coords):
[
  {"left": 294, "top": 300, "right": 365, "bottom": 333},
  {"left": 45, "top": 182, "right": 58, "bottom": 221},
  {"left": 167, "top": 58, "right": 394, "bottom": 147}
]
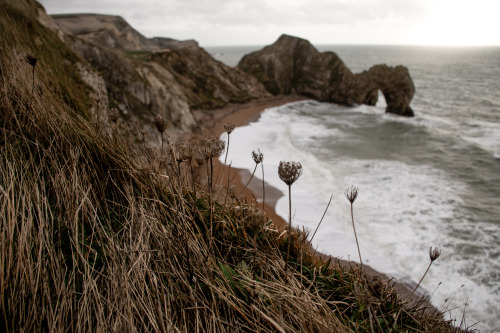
[{"left": 38, "top": 0, "right": 500, "bottom": 47}]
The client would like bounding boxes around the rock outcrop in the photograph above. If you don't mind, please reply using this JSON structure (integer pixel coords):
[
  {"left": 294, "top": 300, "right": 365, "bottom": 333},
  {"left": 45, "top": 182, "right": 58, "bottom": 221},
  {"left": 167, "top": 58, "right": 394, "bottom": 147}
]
[
  {"left": 238, "top": 34, "right": 415, "bottom": 116},
  {"left": 45, "top": 13, "right": 270, "bottom": 133},
  {"left": 149, "top": 37, "right": 199, "bottom": 50},
  {"left": 52, "top": 14, "right": 202, "bottom": 52},
  {"left": 52, "top": 14, "right": 157, "bottom": 51}
]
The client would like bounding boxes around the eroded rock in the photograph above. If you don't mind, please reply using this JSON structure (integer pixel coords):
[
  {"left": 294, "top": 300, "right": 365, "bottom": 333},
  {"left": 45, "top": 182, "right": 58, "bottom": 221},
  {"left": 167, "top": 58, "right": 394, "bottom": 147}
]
[{"left": 239, "top": 34, "right": 415, "bottom": 116}]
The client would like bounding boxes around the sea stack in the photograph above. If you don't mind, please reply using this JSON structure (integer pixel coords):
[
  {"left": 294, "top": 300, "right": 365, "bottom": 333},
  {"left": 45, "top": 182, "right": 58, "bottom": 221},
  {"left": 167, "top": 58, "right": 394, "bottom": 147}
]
[{"left": 238, "top": 34, "right": 415, "bottom": 117}]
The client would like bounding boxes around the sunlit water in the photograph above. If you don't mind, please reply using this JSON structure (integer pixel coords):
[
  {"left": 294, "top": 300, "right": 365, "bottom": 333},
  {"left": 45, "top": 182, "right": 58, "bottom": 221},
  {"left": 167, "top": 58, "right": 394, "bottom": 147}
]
[{"left": 208, "top": 45, "right": 500, "bottom": 331}]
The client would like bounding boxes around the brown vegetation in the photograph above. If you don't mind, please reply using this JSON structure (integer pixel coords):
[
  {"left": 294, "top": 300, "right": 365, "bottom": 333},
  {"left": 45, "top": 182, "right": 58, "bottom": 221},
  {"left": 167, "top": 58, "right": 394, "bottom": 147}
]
[{"left": 0, "top": 1, "right": 476, "bottom": 331}]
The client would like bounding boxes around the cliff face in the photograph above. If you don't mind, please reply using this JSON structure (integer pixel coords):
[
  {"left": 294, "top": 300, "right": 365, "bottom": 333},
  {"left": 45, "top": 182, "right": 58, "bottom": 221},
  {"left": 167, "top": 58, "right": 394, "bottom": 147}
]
[
  {"left": 150, "top": 48, "right": 270, "bottom": 110},
  {"left": 239, "top": 34, "right": 415, "bottom": 116},
  {"left": 52, "top": 14, "right": 198, "bottom": 51},
  {"left": 44, "top": 13, "right": 270, "bottom": 133}
]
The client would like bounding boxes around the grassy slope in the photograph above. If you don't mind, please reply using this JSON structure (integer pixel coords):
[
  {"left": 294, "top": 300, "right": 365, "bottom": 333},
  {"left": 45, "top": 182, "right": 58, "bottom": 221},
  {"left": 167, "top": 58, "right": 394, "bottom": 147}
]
[{"left": 0, "top": 1, "right": 472, "bottom": 332}]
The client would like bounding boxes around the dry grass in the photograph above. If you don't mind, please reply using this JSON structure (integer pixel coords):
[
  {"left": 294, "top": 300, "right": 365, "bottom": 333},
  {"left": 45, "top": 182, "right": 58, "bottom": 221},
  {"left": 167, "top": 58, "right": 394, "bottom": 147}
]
[{"left": 0, "top": 2, "right": 478, "bottom": 332}]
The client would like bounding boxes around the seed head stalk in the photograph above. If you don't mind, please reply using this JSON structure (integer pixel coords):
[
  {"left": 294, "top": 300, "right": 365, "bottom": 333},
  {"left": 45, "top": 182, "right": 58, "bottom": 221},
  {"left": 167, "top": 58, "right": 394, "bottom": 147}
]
[
  {"left": 25, "top": 54, "right": 37, "bottom": 107},
  {"left": 154, "top": 114, "right": 167, "bottom": 157},
  {"left": 261, "top": 161, "right": 265, "bottom": 211},
  {"left": 223, "top": 123, "right": 234, "bottom": 166},
  {"left": 219, "top": 123, "right": 234, "bottom": 187},
  {"left": 240, "top": 150, "right": 263, "bottom": 195},
  {"left": 412, "top": 247, "right": 441, "bottom": 294},
  {"left": 278, "top": 161, "right": 302, "bottom": 277},
  {"left": 285, "top": 184, "right": 292, "bottom": 275},
  {"left": 345, "top": 186, "right": 362, "bottom": 270}
]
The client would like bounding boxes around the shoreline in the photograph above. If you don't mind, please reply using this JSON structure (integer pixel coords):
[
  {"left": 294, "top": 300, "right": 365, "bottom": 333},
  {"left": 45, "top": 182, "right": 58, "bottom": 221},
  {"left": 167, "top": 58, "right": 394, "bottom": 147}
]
[
  {"left": 195, "top": 95, "right": 430, "bottom": 307},
  {"left": 194, "top": 95, "right": 306, "bottom": 233}
]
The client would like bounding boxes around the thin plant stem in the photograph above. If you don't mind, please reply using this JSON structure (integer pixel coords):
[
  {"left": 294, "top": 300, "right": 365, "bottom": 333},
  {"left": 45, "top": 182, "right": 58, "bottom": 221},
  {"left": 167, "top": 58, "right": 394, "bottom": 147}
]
[
  {"left": 350, "top": 202, "right": 363, "bottom": 270},
  {"left": 219, "top": 134, "right": 230, "bottom": 187},
  {"left": 206, "top": 160, "right": 213, "bottom": 251},
  {"left": 285, "top": 184, "right": 292, "bottom": 277},
  {"left": 160, "top": 134, "right": 164, "bottom": 157},
  {"left": 189, "top": 159, "right": 196, "bottom": 200},
  {"left": 310, "top": 193, "right": 333, "bottom": 243},
  {"left": 240, "top": 163, "right": 257, "bottom": 194},
  {"left": 225, "top": 163, "right": 232, "bottom": 204},
  {"left": 261, "top": 162, "right": 265, "bottom": 211},
  {"left": 412, "top": 261, "right": 433, "bottom": 294},
  {"left": 224, "top": 133, "right": 230, "bottom": 165},
  {"left": 31, "top": 66, "right": 35, "bottom": 104}
]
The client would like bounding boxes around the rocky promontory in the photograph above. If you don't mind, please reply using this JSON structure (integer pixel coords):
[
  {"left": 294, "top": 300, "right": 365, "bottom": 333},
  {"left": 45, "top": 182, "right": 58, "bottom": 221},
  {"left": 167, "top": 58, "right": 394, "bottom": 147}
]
[{"left": 239, "top": 34, "right": 415, "bottom": 116}]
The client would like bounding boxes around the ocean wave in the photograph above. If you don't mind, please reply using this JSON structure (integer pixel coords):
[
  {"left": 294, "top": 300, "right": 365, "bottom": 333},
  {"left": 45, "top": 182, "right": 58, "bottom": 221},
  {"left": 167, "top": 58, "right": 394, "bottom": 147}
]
[{"left": 223, "top": 101, "right": 500, "bottom": 329}]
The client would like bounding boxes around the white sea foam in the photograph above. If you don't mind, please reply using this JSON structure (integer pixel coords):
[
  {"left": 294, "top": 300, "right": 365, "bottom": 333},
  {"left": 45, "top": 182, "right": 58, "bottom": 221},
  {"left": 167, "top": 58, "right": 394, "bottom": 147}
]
[
  {"left": 460, "top": 119, "right": 500, "bottom": 158},
  {"left": 221, "top": 101, "right": 499, "bottom": 330}
]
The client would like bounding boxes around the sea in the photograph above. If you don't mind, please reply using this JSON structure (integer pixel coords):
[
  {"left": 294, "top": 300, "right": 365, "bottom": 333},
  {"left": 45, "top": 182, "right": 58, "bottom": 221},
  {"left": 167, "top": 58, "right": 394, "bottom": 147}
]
[{"left": 207, "top": 45, "right": 500, "bottom": 331}]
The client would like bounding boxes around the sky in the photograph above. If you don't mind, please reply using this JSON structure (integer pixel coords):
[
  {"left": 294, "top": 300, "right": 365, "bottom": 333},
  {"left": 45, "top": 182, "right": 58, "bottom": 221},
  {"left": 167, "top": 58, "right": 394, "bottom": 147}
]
[{"left": 38, "top": 0, "right": 500, "bottom": 47}]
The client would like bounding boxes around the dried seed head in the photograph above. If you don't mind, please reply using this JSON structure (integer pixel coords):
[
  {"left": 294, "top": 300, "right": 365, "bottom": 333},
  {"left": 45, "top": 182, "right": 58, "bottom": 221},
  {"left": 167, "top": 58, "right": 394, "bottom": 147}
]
[
  {"left": 177, "top": 142, "right": 193, "bottom": 161},
  {"left": 344, "top": 186, "right": 359, "bottom": 204},
  {"left": 226, "top": 185, "right": 239, "bottom": 199},
  {"left": 25, "top": 54, "right": 37, "bottom": 67},
  {"left": 198, "top": 137, "right": 225, "bottom": 160},
  {"left": 224, "top": 122, "right": 235, "bottom": 134},
  {"left": 252, "top": 150, "right": 263, "bottom": 164},
  {"left": 108, "top": 107, "right": 119, "bottom": 123},
  {"left": 429, "top": 246, "right": 441, "bottom": 262},
  {"left": 154, "top": 114, "right": 167, "bottom": 134},
  {"left": 278, "top": 161, "right": 302, "bottom": 186}
]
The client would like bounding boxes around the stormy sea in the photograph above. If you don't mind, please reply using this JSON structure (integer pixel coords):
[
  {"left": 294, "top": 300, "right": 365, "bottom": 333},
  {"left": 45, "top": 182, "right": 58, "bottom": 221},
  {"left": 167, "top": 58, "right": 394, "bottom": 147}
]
[{"left": 208, "top": 45, "right": 500, "bottom": 330}]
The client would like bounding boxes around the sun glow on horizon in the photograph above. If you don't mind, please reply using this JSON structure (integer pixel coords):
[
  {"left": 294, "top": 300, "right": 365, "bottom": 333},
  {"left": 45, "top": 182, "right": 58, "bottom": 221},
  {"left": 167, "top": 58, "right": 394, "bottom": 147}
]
[{"left": 413, "top": 0, "right": 500, "bottom": 46}]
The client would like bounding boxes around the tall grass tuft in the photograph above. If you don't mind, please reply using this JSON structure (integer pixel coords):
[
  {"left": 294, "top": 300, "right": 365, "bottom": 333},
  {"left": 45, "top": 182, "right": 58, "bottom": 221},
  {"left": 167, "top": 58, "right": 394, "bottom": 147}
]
[{"left": 198, "top": 137, "right": 225, "bottom": 251}]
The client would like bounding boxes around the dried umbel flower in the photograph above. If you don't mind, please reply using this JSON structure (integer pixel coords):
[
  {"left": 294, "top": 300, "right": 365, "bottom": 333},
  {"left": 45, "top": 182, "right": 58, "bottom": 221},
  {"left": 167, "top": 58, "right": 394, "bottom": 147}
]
[
  {"left": 345, "top": 185, "right": 362, "bottom": 269},
  {"left": 154, "top": 114, "right": 167, "bottom": 134},
  {"left": 177, "top": 142, "right": 193, "bottom": 161},
  {"left": 25, "top": 54, "right": 38, "bottom": 67},
  {"left": 429, "top": 246, "right": 441, "bottom": 262},
  {"left": 224, "top": 122, "right": 235, "bottom": 134},
  {"left": 412, "top": 246, "right": 443, "bottom": 294},
  {"left": 279, "top": 160, "right": 302, "bottom": 277},
  {"left": 226, "top": 185, "right": 239, "bottom": 199},
  {"left": 278, "top": 161, "right": 302, "bottom": 186},
  {"left": 211, "top": 138, "right": 225, "bottom": 157},
  {"left": 198, "top": 137, "right": 225, "bottom": 160},
  {"left": 241, "top": 149, "right": 264, "bottom": 194},
  {"left": 252, "top": 150, "right": 263, "bottom": 164},
  {"left": 108, "top": 107, "right": 119, "bottom": 123},
  {"left": 344, "top": 186, "right": 359, "bottom": 204}
]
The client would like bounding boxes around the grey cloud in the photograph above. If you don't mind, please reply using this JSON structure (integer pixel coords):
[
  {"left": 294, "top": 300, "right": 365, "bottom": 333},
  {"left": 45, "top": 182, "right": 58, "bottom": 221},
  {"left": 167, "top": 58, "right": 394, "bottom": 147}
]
[{"left": 38, "top": 0, "right": 431, "bottom": 45}]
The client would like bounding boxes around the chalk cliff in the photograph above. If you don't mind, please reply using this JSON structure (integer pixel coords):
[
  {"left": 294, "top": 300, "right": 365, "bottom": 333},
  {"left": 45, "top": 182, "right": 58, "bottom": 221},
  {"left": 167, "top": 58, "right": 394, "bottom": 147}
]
[{"left": 46, "top": 13, "right": 270, "bottom": 133}]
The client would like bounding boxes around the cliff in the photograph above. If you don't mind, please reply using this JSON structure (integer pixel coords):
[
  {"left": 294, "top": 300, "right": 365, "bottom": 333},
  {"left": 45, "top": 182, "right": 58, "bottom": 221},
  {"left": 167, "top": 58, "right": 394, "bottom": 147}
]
[
  {"left": 46, "top": 12, "right": 270, "bottom": 134},
  {"left": 239, "top": 34, "right": 415, "bottom": 116},
  {"left": 52, "top": 14, "right": 199, "bottom": 51}
]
